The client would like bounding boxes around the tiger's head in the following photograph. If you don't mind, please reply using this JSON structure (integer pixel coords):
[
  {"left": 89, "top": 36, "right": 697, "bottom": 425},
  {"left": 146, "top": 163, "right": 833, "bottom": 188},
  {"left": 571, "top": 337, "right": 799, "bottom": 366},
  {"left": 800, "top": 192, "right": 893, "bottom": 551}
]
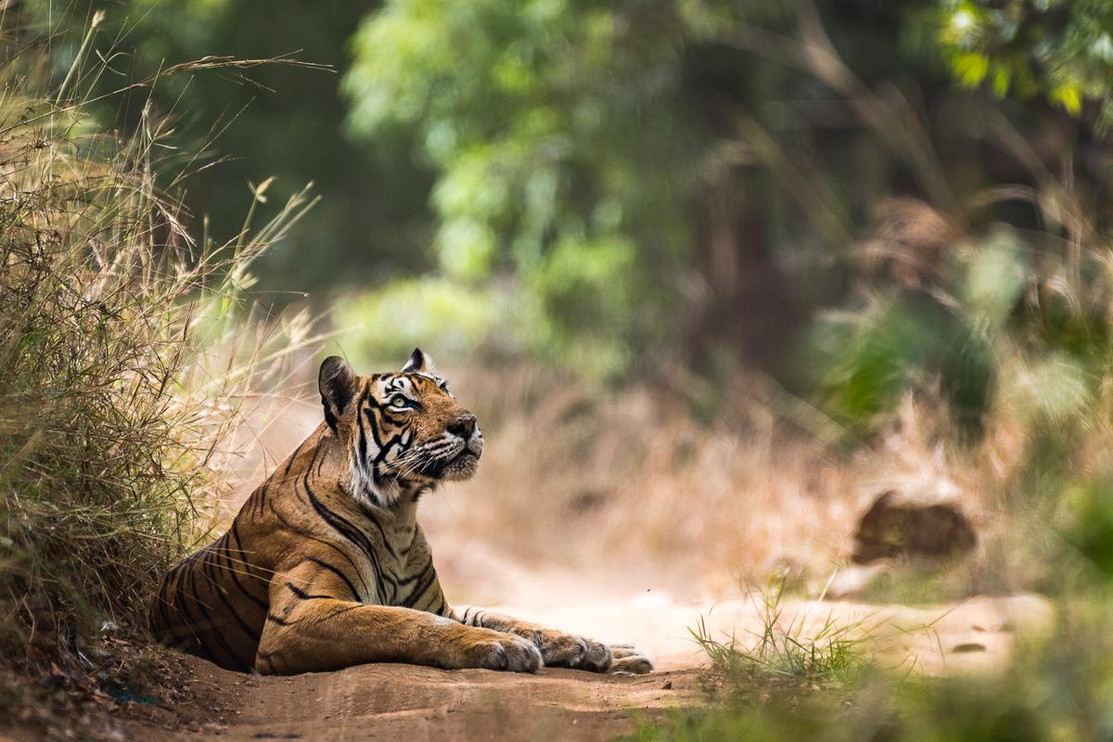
[{"left": 317, "top": 348, "right": 483, "bottom": 508}]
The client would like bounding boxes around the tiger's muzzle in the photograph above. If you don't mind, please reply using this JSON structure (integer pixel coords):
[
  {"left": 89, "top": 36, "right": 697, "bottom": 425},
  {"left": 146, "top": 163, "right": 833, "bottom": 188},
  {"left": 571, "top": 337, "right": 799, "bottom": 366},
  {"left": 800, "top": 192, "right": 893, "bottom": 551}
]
[{"left": 421, "top": 415, "right": 483, "bottom": 482}]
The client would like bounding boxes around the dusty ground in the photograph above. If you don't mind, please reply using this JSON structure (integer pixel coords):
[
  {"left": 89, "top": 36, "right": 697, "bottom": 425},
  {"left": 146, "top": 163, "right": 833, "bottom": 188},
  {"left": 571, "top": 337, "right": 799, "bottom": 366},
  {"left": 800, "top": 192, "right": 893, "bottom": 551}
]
[
  {"left": 133, "top": 590, "right": 1047, "bottom": 741},
  {"left": 116, "top": 659, "right": 703, "bottom": 742}
]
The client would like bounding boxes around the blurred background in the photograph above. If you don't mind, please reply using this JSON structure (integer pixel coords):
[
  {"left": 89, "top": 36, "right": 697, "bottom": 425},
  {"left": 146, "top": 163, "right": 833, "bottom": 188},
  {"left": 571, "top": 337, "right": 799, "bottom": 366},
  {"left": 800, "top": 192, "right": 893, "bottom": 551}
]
[
  {"left": 8, "top": 0, "right": 1113, "bottom": 617},
  {"left": 25, "top": 0, "right": 1108, "bottom": 373},
  {"left": 9, "top": 1, "right": 1113, "bottom": 736}
]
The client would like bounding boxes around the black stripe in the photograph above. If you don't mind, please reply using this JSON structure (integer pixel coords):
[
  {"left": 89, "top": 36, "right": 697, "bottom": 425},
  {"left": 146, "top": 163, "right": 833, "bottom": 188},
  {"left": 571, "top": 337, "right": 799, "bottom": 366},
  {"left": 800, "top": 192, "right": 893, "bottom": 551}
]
[
  {"left": 361, "top": 506, "right": 400, "bottom": 559},
  {"left": 227, "top": 523, "right": 268, "bottom": 609},
  {"left": 172, "top": 568, "right": 209, "bottom": 639},
  {"left": 378, "top": 408, "right": 407, "bottom": 427},
  {"left": 253, "top": 483, "right": 270, "bottom": 518},
  {"left": 401, "top": 565, "right": 438, "bottom": 609},
  {"left": 364, "top": 405, "right": 387, "bottom": 450},
  {"left": 285, "top": 582, "right": 332, "bottom": 600},
  {"left": 357, "top": 420, "right": 369, "bottom": 473},
  {"left": 399, "top": 531, "right": 418, "bottom": 558},
  {"left": 187, "top": 564, "right": 252, "bottom": 671},
  {"left": 268, "top": 503, "right": 373, "bottom": 596},
  {"left": 306, "top": 556, "right": 362, "bottom": 601},
  {"left": 212, "top": 538, "right": 261, "bottom": 609},
  {"left": 303, "top": 478, "right": 388, "bottom": 600},
  {"left": 178, "top": 568, "right": 230, "bottom": 663},
  {"left": 283, "top": 436, "right": 309, "bottom": 477},
  {"left": 396, "top": 553, "right": 433, "bottom": 586},
  {"left": 202, "top": 552, "right": 262, "bottom": 642}
]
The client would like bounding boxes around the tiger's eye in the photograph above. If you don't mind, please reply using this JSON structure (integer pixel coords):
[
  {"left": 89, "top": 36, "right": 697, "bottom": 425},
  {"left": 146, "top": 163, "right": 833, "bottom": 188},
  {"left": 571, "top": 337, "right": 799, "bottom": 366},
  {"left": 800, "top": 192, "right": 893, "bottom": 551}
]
[{"left": 390, "top": 394, "right": 408, "bottom": 408}]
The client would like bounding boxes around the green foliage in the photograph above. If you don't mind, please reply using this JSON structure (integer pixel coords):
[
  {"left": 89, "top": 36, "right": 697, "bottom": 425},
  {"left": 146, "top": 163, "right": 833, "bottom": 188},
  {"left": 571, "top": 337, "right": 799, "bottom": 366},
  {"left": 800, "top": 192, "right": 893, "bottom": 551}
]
[
  {"left": 933, "top": 0, "right": 1113, "bottom": 128},
  {"left": 808, "top": 292, "right": 995, "bottom": 437},
  {"left": 332, "top": 278, "right": 513, "bottom": 364},
  {"left": 17, "top": 0, "right": 424, "bottom": 294},
  {"left": 344, "top": 0, "right": 698, "bottom": 364},
  {"left": 332, "top": 272, "right": 635, "bottom": 380},
  {"left": 342, "top": 0, "right": 1113, "bottom": 380},
  {"left": 628, "top": 594, "right": 1113, "bottom": 742},
  {"left": 22, "top": 0, "right": 1110, "bottom": 385},
  {"left": 14, "top": 0, "right": 1111, "bottom": 386},
  {"left": 1062, "top": 475, "right": 1113, "bottom": 580},
  {"left": 806, "top": 211, "right": 1113, "bottom": 440}
]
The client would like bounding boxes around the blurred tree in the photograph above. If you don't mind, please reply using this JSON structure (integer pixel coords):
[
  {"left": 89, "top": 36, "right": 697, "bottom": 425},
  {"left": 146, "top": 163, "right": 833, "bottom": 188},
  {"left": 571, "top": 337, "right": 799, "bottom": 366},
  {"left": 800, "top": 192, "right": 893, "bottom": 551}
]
[
  {"left": 341, "top": 1, "right": 961, "bottom": 373},
  {"left": 17, "top": 0, "right": 435, "bottom": 294},
  {"left": 343, "top": 2, "right": 810, "bottom": 373},
  {"left": 932, "top": 0, "right": 1113, "bottom": 130},
  {"left": 344, "top": 0, "right": 1112, "bottom": 425},
  {"left": 15, "top": 0, "right": 1112, "bottom": 402},
  {"left": 344, "top": 0, "right": 699, "bottom": 373}
]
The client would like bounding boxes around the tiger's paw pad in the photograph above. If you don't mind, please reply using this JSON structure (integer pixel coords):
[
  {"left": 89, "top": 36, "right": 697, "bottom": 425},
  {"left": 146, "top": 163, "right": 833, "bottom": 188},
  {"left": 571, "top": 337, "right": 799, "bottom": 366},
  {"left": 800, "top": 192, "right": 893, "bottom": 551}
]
[
  {"left": 608, "top": 643, "right": 654, "bottom": 674},
  {"left": 477, "top": 635, "right": 542, "bottom": 673}
]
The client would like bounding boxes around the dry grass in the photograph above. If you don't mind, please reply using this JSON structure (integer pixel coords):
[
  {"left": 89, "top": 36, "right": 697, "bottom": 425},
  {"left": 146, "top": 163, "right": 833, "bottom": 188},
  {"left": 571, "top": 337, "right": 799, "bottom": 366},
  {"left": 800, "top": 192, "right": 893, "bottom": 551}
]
[
  {"left": 201, "top": 358, "right": 1005, "bottom": 604},
  {"left": 0, "top": 15, "right": 320, "bottom": 682}
]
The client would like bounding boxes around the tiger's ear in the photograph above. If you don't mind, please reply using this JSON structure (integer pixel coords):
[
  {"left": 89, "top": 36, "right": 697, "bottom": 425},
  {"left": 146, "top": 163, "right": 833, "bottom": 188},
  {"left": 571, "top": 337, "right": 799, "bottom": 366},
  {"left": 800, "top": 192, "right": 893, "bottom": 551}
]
[
  {"left": 401, "top": 347, "right": 435, "bottom": 374},
  {"left": 319, "top": 356, "right": 358, "bottom": 430}
]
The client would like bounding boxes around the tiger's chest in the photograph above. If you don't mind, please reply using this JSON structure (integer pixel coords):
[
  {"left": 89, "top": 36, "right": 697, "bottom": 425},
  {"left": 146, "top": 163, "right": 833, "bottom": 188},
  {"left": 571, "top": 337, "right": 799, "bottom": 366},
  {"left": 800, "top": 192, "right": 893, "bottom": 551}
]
[{"left": 318, "top": 510, "right": 427, "bottom": 607}]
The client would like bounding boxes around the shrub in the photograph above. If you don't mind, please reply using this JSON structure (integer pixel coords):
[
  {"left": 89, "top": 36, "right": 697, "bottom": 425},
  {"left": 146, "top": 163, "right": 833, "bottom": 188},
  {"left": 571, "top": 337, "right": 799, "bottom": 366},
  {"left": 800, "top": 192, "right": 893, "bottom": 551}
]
[{"left": 0, "top": 14, "right": 316, "bottom": 669}]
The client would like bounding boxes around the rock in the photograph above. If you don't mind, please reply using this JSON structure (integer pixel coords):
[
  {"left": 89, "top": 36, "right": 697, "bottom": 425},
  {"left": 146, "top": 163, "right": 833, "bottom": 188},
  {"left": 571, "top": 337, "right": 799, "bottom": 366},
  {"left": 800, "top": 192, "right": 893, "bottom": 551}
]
[
  {"left": 852, "top": 489, "right": 976, "bottom": 564},
  {"left": 951, "top": 643, "right": 987, "bottom": 654}
]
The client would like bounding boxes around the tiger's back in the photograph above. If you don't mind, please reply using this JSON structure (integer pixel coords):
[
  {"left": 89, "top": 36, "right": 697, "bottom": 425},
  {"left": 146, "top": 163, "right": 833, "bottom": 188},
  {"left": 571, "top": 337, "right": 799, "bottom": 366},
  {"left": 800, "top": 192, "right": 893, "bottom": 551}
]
[
  {"left": 148, "top": 426, "right": 319, "bottom": 672},
  {"left": 150, "top": 526, "right": 271, "bottom": 671}
]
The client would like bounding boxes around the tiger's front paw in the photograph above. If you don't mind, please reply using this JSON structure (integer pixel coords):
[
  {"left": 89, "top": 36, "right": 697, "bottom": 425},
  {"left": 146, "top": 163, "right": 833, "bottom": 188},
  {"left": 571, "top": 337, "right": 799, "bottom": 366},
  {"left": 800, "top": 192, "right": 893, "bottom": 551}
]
[
  {"left": 469, "top": 634, "right": 542, "bottom": 673},
  {"left": 531, "top": 630, "right": 612, "bottom": 672},
  {"left": 608, "top": 643, "right": 654, "bottom": 674}
]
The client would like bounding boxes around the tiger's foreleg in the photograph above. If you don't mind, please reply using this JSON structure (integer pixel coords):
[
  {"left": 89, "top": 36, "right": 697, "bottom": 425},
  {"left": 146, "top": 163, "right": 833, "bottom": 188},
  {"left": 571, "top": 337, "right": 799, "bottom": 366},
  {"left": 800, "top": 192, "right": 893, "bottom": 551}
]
[
  {"left": 256, "top": 586, "right": 541, "bottom": 675},
  {"left": 455, "top": 606, "right": 654, "bottom": 674}
]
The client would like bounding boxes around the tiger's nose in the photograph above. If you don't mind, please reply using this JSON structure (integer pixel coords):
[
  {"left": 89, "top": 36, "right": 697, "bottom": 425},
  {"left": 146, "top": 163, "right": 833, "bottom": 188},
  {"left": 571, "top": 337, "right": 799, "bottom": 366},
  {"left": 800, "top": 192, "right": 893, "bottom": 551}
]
[{"left": 448, "top": 414, "right": 477, "bottom": 439}]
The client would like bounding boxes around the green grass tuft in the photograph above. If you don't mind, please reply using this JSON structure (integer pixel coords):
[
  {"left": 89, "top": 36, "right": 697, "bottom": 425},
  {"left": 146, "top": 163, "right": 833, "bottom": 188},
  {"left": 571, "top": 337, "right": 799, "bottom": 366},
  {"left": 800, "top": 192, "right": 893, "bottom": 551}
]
[{"left": 690, "top": 579, "right": 874, "bottom": 691}]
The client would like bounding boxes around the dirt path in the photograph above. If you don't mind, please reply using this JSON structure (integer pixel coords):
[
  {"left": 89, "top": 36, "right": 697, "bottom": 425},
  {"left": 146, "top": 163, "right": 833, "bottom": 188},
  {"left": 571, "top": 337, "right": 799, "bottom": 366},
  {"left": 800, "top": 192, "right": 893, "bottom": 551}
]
[
  {"left": 123, "top": 660, "right": 702, "bottom": 742},
  {"left": 102, "top": 590, "right": 1051, "bottom": 742}
]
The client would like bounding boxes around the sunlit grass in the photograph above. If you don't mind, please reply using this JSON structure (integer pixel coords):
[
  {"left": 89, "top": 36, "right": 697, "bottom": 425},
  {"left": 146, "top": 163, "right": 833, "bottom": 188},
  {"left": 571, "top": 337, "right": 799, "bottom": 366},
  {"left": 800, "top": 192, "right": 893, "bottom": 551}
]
[
  {"left": 690, "top": 580, "right": 874, "bottom": 690},
  {"left": 624, "top": 584, "right": 1113, "bottom": 741}
]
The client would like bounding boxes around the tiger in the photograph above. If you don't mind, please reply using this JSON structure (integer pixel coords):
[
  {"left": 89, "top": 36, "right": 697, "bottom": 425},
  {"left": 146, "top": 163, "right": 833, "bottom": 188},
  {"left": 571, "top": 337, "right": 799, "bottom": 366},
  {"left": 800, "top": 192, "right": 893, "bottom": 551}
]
[{"left": 149, "top": 349, "right": 653, "bottom": 676}]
